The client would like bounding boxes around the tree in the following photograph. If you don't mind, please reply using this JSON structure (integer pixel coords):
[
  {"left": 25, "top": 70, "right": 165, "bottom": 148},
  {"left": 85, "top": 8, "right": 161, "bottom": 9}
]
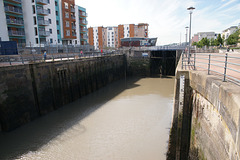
[
  {"left": 226, "top": 29, "right": 240, "bottom": 45},
  {"left": 216, "top": 34, "right": 223, "bottom": 46}
]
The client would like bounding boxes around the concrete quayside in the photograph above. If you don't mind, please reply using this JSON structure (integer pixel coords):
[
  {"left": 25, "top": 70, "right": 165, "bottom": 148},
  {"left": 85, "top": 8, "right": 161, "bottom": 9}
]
[{"left": 0, "top": 48, "right": 240, "bottom": 159}]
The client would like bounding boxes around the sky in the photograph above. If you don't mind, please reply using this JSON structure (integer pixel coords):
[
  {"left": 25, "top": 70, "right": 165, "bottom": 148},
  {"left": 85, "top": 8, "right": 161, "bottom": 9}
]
[{"left": 76, "top": 0, "right": 240, "bottom": 45}]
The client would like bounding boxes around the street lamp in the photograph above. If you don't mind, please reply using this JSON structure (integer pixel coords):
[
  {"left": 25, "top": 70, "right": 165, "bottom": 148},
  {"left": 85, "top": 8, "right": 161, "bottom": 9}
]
[{"left": 187, "top": 6, "right": 195, "bottom": 63}]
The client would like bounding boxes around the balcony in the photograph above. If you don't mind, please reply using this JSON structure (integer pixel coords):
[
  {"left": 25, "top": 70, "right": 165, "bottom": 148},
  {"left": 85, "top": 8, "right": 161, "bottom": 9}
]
[
  {"left": 72, "top": 25, "right": 76, "bottom": 29},
  {"left": 39, "top": 30, "right": 50, "bottom": 36},
  {"left": 82, "top": 35, "right": 88, "bottom": 40},
  {"left": 38, "top": 19, "right": 49, "bottom": 26},
  {"left": 71, "top": 8, "right": 75, "bottom": 12},
  {"left": 80, "top": 28, "right": 88, "bottom": 32},
  {"left": 6, "top": 18, "right": 24, "bottom": 26},
  {"left": 9, "top": 0, "right": 21, "bottom": 3},
  {"left": 36, "top": 0, "right": 49, "bottom": 5},
  {"left": 72, "top": 33, "right": 76, "bottom": 37},
  {"left": 8, "top": 30, "right": 25, "bottom": 36},
  {"left": 80, "top": 20, "right": 88, "bottom": 25},
  {"left": 37, "top": 8, "right": 49, "bottom": 15},
  {"left": 4, "top": 6, "right": 23, "bottom": 15},
  {"left": 71, "top": 16, "right": 76, "bottom": 20},
  {"left": 80, "top": 12, "right": 87, "bottom": 17}
]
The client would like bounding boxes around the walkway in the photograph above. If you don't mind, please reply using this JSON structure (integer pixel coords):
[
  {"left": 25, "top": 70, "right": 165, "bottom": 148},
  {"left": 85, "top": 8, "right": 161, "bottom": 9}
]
[{"left": 182, "top": 51, "right": 240, "bottom": 85}]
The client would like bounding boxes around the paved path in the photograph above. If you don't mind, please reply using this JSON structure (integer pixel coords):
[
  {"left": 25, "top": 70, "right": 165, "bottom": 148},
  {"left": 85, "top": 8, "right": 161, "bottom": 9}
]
[{"left": 182, "top": 52, "right": 240, "bottom": 84}]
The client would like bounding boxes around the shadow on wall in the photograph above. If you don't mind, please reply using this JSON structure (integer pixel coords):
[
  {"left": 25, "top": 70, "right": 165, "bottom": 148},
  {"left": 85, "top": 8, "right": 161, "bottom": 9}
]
[{"left": 0, "top": 77, "right": 141, "bottom": 159}]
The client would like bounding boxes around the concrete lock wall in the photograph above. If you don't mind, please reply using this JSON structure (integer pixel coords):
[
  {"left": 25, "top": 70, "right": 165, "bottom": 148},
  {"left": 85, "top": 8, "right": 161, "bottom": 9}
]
[
  {"left": 0, "top": 55, "right": 126, "bottom": 131},
  {"left": 171, "top": 57, "right": 240, "bottom": 160}
]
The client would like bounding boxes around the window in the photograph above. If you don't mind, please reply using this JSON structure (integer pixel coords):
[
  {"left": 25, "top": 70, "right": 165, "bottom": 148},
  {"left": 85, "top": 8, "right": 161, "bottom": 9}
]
[
  {"left": 48, "top": 9, "right": 51, "bottom": 14},
  {"left": 32, "top": 5, "right": 35, "bottom": 14},
  {"left": 48, "top": 19, "right": 51, "bottom": 24},
  {"left": 64, "top": 2, "right": 68, "bottom": 9},
  {"left": 56, "top": 20, "right": 59, "bottom": 25},
  {"left": 35, "top": 27, "right": 38, "bottom": 36},
  {"left": 50, "top": 38, "right": 53, "bottom": 43},
  {"left": 66, "top": 30, "right": 70, "bottom": 36},
  {"left": 33, "top": 16, "right": 36, "bottom": 25},
  {"left": 65, "top": 12, "right": 69, "bottom": 18},
  {"left": 58, "top": 39, "right": 60, "bottom": 43},
  {"left": 57, "top": 30, "right": 60, "bottom": 34},
  {"left": 56, "top": 11, "right": 58, "bottom": 16},
  {"left": 49, "top": 29, "right": 52, "bottom": 34},
  {"left": 32, "top": 0, "right": 34, "bottom": 2},
  {"left": 55, "top": 1, "right": 57, "bottom": 6},
  {"left": 66, "top": 21, "right": 69, "bottom": 27},
  {"left": 35, "top": 38, "right": 38, "bottom": 44}
]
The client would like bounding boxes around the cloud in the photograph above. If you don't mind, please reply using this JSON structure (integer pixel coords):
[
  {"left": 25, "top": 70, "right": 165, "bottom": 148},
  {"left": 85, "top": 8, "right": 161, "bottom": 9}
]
[{"left": 76, "top": 0, "right": 240, "bottom": 45}]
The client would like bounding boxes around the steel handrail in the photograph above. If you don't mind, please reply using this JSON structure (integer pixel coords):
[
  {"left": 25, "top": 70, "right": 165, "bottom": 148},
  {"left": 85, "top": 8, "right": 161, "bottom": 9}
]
[{"left": 182, "top": 52, "right": 240, "bottom": 85}]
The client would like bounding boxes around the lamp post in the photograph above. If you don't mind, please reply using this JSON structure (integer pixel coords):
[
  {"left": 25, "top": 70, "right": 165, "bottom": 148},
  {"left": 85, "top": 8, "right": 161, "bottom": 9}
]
[
  {"left": 185, "top": 26, "right": 189, "bottom": 47},
  {"left": 187, "top": 6, "right": 195, "bottom": 63}
]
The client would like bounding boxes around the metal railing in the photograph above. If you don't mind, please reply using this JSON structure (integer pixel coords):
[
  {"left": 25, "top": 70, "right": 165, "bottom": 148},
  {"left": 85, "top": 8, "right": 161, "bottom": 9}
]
[
  {"left": 182, "top": 52, "right": 240, "bottom": 85},
  {"left": 39, "top": 30, "right": 50, "bottom": 36},
  {"left": 4, "top": 6, "right": 23, "bottom": 14},
  {"left": 6, "top": 18, "right": 24, "bottom": 25},
  {"left": 8, "top": 30, "right": 25, "bottom": 36},
  {"left": 38, "top": 19, "right": 49, "bottom": 26},
  {"left": 37, "top": 8, "right": 49, "bottom": 15},
  {"left": 0, "top": 51, "right": 122, "bottom": 67}
]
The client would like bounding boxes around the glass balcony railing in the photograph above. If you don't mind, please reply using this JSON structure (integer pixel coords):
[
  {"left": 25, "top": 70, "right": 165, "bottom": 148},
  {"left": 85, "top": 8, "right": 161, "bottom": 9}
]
[
  {"left": 72, "top": 25, "right": 76, "bottom": 29},
  {"left": 38, "top": 19, "right": 49, "bottom": 26},
  {"left": 71, "top": 16, "right": 76, "bottom": 20},
  {"left": 81, "top": 28, "right": 88, "bottom": 32},
  {"left": 80, "top": 20, "right": 88, "bottom": 25},
  {"left": 39, "top": 30, "right": 50, "bottom": 36},
  {"left": 82, "top": 35, "right": 88, "bottom": 39},
  {"left": 72, "top": 33, "right": 76, "bottom": 36},
  {"left": 8, "top": 30, "right": 25, "bottom": 36},
  {"left": 71, "top": 8, "right": 75, "bottom": 12},
  {"left": 4, "top": 6, "right": 23, "bottom": 14},
  {"left": 36, "top": 0, "right": 49, "bottom": 5},
  {"left": 9, "top": 0, "right": 21, "bottom": 3},
  {"left": 80, "top": 12, "right": 87, "bottom": 17},
  {"left": 6, "top": 18, "right": 24, "bottom": 25},
  {"left": 37, "top": 8, "right": 49, "bottom": 15}
]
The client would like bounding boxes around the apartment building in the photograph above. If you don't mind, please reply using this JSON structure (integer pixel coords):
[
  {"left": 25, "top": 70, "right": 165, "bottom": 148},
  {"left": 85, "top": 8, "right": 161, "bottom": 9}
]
[
  {"left": 0, "top": 0, "right": 88, "bottom": 47},
  {"left": 0, "top": 0, "right": 25, "bottom": 43},
  {"left": 88, "top": 23, "right": 149, "bottom": 50},
  {"left": 75, "top": 6, "right": 88, "bottom": 45},
  {"left": 192, "top": 32, "right": 217, "bottom": 43}
]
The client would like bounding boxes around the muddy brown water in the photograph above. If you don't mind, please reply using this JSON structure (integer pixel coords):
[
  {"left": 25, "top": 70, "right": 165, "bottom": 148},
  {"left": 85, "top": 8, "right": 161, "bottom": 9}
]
[{"left": 0, "top": 77, "right": 175, "bottom": 160}]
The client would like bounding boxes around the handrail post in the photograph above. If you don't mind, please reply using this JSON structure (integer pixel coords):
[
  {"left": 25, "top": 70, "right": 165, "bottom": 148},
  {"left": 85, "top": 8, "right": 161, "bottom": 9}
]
[
  {"left": 223, "top": 53, "right": 228, "bottom": 82},
  {"left": 208, "top": 54, "right": 211, "bottom": 75},
  {"left": 20, "top": 55, "right": 24, "bottom": 64},
  {"left": 8, "top": 56, "right": 12, "bottom": 65},
  {"left": 182, "top": 52, "right": 184, "bottom": 69},
  {"left": 194, "top": 53, "right": 196, "bottom": 70}
]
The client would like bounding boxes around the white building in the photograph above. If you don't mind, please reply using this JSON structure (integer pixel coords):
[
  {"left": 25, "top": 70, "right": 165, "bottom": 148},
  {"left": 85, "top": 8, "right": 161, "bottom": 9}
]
[
  {"left": 0, "top": 0, "right": 88, "bottom": 47},
  {"left": 222, "top": 26, "right": 238, "bottom": 39}
]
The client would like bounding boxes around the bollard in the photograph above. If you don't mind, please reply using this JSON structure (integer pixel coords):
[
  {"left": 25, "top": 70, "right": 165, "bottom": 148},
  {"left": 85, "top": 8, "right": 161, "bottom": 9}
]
[{"left": 223, "top": 53, "right": 228, "bottom": 82}]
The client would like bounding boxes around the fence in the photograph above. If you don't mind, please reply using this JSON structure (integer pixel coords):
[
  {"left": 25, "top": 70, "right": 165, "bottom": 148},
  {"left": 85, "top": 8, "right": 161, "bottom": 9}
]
[
  {"left": 182, "top": 52, "right": 240, "bottom": 85},
  {"left": 0, "top": 51, "right": 122, "bottom": 67}
]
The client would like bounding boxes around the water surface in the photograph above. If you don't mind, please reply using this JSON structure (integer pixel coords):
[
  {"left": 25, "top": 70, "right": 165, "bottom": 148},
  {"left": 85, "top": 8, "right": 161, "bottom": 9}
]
[{"left": 0, "top": 77, "right": 175, "bottom": 160}]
